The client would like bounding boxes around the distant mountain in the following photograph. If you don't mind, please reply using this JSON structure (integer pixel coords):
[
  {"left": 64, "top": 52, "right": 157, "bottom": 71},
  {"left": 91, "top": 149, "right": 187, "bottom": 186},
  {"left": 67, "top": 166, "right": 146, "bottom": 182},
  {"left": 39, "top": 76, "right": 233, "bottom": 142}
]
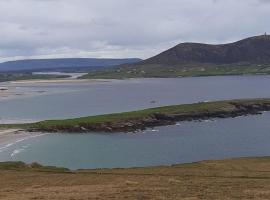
[
  {"left": 0, "top": 58, "right": 141, "bottom": 72},
  {"left": 139, "top": 35, "right": 270, "bottom": 66}
]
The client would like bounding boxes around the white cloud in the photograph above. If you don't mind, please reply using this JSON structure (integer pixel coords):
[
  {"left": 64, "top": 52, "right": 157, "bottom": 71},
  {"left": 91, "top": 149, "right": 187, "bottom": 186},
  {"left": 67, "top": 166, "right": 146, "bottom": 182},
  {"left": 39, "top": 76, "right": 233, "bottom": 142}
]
[{"left": 0, "top": 0, "right": 269, "bottom": 62}]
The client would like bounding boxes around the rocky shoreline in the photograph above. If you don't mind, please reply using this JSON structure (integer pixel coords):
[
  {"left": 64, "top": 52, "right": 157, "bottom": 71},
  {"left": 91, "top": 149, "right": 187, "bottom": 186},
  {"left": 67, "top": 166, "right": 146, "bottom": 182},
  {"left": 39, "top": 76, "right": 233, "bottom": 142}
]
[{"left": 27, "top": 100, "right": 270, "bottom": 133}]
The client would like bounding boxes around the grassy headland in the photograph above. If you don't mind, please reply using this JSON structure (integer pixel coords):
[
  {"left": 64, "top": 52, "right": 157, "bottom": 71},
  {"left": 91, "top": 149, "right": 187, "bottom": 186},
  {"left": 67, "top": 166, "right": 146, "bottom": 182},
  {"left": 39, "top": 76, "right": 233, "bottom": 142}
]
[
  {"left": 2, "top": 157, "right": 270, "bottom": 199},
  {"left": 2, "top": 98, "right": 270, "bottom": 133}
]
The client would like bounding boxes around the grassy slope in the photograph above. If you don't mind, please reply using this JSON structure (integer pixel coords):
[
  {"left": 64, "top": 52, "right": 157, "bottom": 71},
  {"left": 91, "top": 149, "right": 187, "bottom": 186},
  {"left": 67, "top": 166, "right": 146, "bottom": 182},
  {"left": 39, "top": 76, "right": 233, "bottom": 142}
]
[
  {"left": 2, "top": 157, "right": 270, "bottom": 199},
  {"left": 2, "top": 98, "right": 270, "bottom": 131},
  {"left": 81, "top": 64, "right": 270, "bottom": 79}
]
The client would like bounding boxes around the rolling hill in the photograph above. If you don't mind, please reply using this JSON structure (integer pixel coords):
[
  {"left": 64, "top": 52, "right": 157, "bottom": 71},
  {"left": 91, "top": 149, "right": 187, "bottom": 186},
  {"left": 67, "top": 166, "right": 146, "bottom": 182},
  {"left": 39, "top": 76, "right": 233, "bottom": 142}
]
[
  {"left": 0, "top": 58, "right": 141, "bottom": 72},
  {"left": 140, "top": 34, "right": 270, "bottom": 65},
  {"left": 82, "top": 35, "right": 270, "bottom": 79}
]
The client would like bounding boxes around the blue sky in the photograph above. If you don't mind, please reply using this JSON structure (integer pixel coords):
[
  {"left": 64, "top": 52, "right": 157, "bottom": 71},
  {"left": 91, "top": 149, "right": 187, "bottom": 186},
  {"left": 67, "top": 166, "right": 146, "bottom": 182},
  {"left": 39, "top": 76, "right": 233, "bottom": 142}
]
[{"left": 0, "top": 0, "right": 269, "bottom": 62}]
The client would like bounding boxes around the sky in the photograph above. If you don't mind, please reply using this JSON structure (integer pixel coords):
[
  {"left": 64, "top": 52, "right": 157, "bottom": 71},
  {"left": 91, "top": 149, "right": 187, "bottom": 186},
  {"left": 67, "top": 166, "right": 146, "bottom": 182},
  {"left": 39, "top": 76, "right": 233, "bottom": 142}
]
[{"left": 0, "top": 0, "right": 269, "bottom": 62}]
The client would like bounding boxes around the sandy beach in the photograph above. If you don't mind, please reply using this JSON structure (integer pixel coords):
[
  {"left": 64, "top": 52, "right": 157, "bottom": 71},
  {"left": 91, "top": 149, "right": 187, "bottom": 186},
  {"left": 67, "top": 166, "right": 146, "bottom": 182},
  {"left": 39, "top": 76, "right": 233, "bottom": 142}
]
[
  {"left": 8, "top": 78, "right": 99, "bottom": 84},
  {"left": 0, "top": 78, "right": 113, "bottom": 100},
  {"left": 0, "top": 129, "right": 35, "bottom": 147}
]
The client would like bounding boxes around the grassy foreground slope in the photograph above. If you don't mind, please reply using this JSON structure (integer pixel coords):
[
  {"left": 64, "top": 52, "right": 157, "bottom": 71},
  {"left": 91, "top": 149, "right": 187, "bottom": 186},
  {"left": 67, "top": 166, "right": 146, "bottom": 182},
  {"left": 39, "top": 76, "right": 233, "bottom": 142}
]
[
  {"left": 2, "top": 98, "right": 270, "bottom": 133},
  {"left": 1, "top": 157, "right": 270, "bottom": 199}
]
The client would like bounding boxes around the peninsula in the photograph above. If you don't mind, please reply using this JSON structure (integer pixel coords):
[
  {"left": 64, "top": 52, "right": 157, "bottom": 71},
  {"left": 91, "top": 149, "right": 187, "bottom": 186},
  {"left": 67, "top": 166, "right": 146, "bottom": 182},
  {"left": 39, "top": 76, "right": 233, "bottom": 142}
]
[{"left": 2, "top": 98, "right": 270, "bottom": 133}]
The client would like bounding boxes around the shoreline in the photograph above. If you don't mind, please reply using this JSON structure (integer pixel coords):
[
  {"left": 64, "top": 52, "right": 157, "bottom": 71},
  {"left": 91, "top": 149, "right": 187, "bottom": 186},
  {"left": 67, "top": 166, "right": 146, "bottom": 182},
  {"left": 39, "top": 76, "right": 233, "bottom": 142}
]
[
  {"left": 7, "top": 78, "right": 111, "bottom": 84},
  {"left": 0, "top": 129, "right": 45, "bottom": 151},
  {"left": 0, "top": 78, "right": 114, "bottom": 100},
  {"left": 0, "top": 129, "right": 26, "bottom": 144},
  {"left": 5, "top": 74, "right": 270, "bottom": 85}
]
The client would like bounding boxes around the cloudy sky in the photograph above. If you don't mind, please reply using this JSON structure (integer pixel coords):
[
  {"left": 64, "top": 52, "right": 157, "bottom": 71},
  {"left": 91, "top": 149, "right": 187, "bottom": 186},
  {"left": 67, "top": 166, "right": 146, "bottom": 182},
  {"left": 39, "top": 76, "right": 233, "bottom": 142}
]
[{"left": 0, "top": 0, "right": 269, "bottom": 62}]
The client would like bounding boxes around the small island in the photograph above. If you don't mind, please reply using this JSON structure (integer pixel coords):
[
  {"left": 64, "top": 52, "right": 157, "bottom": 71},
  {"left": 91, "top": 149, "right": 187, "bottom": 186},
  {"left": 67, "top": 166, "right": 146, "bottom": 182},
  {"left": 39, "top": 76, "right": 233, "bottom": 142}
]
[{"left": 2, "top": 98, "right": 270, "bottom": 133}]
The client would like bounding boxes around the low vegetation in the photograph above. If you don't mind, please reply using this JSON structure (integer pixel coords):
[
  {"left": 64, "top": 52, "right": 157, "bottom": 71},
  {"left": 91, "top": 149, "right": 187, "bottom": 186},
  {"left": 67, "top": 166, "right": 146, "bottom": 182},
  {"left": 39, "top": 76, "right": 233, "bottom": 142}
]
[{"left": 2, "top": 157, "right": 270, "bottom": 199}]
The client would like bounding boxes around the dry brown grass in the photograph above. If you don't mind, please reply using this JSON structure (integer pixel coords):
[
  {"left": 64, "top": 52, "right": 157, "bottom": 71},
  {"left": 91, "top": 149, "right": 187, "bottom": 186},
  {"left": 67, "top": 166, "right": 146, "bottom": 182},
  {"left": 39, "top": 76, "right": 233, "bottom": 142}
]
[{"left": 1, "top": 157, "right": 270, "bottom": 200}]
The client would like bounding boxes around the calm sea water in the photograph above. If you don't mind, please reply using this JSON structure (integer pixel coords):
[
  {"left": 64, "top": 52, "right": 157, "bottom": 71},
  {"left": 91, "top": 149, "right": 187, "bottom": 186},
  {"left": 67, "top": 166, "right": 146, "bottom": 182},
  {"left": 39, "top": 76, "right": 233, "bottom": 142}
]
[
  {"left": 1, "top": 113, "right": 270, "bottom": 169},
  {"left": 1, "top": 76, "right": 270, "bottom": 123},
  {"left": 1, "top": 76, "right": 270, "bottom": 169}
]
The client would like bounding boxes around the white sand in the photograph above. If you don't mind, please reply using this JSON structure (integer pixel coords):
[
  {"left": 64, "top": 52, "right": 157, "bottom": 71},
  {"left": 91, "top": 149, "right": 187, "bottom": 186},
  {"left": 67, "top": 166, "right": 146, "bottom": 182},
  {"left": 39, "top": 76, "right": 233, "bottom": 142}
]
[
  {"left": 0, "top": 78, "right": 113, "bottom": 99},
  {"left": 8, "top": 78, "right": 97, "bottom": 84},
  {"left": 0, "top": 129, "right": 27, "bottom": 144}
]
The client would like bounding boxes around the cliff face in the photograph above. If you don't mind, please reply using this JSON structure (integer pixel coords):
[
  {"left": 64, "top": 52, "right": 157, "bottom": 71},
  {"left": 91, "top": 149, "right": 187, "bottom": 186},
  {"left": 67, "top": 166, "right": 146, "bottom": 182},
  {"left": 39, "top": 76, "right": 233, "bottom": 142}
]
[{"left": 138, "top": 35, "right": 270, "bottom": 66}]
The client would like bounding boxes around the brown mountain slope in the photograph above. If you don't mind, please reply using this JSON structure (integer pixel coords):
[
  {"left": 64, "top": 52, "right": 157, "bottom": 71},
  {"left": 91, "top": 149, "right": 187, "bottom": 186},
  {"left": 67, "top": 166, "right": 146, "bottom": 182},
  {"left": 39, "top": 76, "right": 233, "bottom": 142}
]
[
  {"left": 82, "top": 35, "right": 270, "bottom": 78},
  {"left": 141, "top": 35, "right": 270, "bottom": 65}
]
